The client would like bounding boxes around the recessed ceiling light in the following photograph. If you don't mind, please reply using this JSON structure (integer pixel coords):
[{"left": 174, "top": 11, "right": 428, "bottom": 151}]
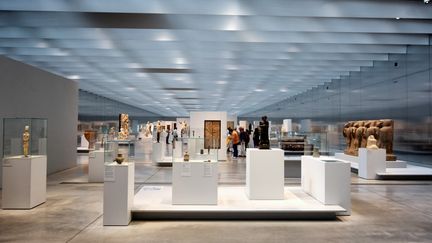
[
  {"left": 175, "top": 58, "right": 188, "bottom": 65},
  {"left": 280, "top": 89, "right": 287, "bottom": 92},
  {"left": 67, "top": 75, "right": 80, "bottom": 80},
  {"left": 216, "top": 80, "right": 227, "bottom": 85},
  {"left": 127, "top": 63, "right": 140, "bottom": 68},
  {"left": 254, "top": 88, "right": 264, "bottom": 92},
  {"left": 396, "top": 17, "right": 400, "bottom": 20}
]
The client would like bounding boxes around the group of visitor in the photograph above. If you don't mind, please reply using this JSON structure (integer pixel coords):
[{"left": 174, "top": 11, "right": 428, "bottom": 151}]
[{"left": 227, "top": 126, "right": 254, "bottom": 158}]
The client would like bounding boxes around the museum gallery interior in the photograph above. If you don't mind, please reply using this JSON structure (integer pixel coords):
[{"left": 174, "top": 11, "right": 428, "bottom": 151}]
[{"left": 0, "top": 0, "right": 432, "bottom": 242}]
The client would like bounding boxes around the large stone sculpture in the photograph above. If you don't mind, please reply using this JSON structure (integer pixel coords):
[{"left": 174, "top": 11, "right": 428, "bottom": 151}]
[
  {"left": 258, "top": 116, "right": 270, "bottom": 149},
  {"left": 343, "top": 119, "right": 396, "bottom": 161},
  {"left": 22, "top": 125, "right": 30, "bottom": 157}
]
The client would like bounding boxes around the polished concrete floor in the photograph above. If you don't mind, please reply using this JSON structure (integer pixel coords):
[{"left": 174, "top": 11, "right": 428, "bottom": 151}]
[{"left": 1, "top": 154, "right": 432, "bottom": 243}]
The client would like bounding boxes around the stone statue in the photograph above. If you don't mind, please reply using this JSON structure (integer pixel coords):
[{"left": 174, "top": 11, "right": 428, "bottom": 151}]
[
  {"left": 144, "top": 121, "right": 152, "bottom": 138},
  {"left": 312, "top": 147, "right": 320, "bottom": 158},
  {"left": 258, "top": 116, "right": 270, "bottom": 149},
  {"left": 343, "top": 119, "right": 396, "bottom": 161},
  {"left": 156, "top": 120, "right": 162, "bottom": 143},
  {"left": 379, "top": 119, "right": 396, "bottom": 161},
  {"left": 22, "top": 125, "right": 30, "bottom": 157},
  {"left": 118, "top": 128, "right": 128, "bottom": 140},
  {"left": 109, "top": 127, "right": 116, "bottom": 139},
  {"left": 366, "top": 135, "right": 379, "bottom": 149}
]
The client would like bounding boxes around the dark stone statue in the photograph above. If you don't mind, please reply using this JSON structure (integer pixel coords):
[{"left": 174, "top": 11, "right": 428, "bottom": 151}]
[{"left": 259, "top": 116, "right": 270, "bottom": 149}]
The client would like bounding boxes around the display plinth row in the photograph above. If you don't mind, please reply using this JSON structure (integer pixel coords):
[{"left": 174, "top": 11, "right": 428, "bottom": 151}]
[{"left": 2, "top": 118, "right": 48, "bottom": 209}]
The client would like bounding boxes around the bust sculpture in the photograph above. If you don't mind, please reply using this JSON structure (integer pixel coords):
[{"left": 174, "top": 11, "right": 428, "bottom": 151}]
[
  {"left": 366, "top": 135, "right": 379, "bottom": 149},
  {"left": 22, "top": 125, "right": 30, "bottom": 157},
  {"left": 258, "top": 116, "right": 270, "bottom": 149}
]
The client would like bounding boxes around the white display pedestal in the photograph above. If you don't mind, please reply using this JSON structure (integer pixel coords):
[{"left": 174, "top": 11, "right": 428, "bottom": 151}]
[
  {"left": 2, "top": 156, "right": 47, "bottom": 209},
  {"left": 172, "top": 161, "right": 218, "bottom": 205},
  {"left": 358, "top": 148, "right": 386, "bottom": 179},
  {"left": 89, "top": 150, "right": 105, "bottom": 182},
  {"left": 152, "top": 142, "right": 162, "bottom": 164},
  {"left": 301, "top": 156, "right": 351, "bottom": 215},
  {"left": 173, "top": 140, "right": 183, "bottom": 159},
  {"left": 103, "top": 162, "right": 135, "bottom": 226},
  {"left": 246, "top": 148, "right": 284, "bottom": 200},
  {"left": 335, "top": 152, "right": 407, "bottom": 168}
]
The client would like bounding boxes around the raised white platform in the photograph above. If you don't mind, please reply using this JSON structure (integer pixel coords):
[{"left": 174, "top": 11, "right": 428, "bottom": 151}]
[
  {"left": 301, "top": 156, "right": 351, "bottom": 215},
  {"left": 246, "top": 148, "right": 284, "bottom": 200},
  {"left": 132, "top": 186, "right": 346, "bottom": 219},
  {"left": 103, "top": 162, "right": 134, "bottom": 226},
  {"left": 2, "top": 155, "right": 47, "bottom": 209},
  {"left": 172, "top": 161, "right": 218, "bottom": 205},
  {"left": 88, "top": 150, "right": 104, "bottom": 182},
  {"left": 335, "top": 152, "right": 407, "bottom": 168}
]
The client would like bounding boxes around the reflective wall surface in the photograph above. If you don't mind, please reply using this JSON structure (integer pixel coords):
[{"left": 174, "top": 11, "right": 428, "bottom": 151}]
[{"left": 244, "top": 42, "right": 432, "bottom": 166}]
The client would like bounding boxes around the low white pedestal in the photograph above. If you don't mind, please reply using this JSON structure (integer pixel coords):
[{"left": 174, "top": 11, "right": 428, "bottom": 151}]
[
  {"left": 173, "top": 140, "right": 183, "bottom": 159},
  {"left": 301, "top": 156, "right": 351, "bottom": 215},
  {"left": 89, "top": 150, "right": 105, "bottom": 182},
  {"left": 335, "top": 152, "right": 407, "bottom": 168},
  {"left": 246, "top": 148, "right": 284, "bottom": 200},
  {"left": 152, "top": 142, "right": 162, "bottom": 164},
  {"left": 358, "top": 148, "right": 386, "bottom": 179},
  {"left": 103, "top": 162, "right": 135, "bottom": 226},
  {"left": 172, "top": 161, "right": 218, "bottom": 205},
  {"left": 2, "top": 156, "right": 47, "bottom": 209}
]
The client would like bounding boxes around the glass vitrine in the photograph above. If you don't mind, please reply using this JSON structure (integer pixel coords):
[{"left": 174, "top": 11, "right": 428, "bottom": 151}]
[
  {"left": 2, "top": 118, "right": 47, "bottom": 158},
  {"left": 173, "top": 137, "right": 218, "bottom": 162},
  {"left": 103, "top": 139, "right": 135, "bottom": 165}
]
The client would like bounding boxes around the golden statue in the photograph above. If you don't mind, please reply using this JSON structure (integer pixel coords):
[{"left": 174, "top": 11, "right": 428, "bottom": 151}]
[
  {"left": 22, "top": 125, "right": 30, "bottom": 157},
  {"left": 119, "top": 113, "right": 130, "bottom": 138}
]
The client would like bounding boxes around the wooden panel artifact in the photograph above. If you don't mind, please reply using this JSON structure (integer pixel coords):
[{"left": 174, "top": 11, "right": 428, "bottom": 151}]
[
  {"left": 204, "top": 120, "right": 221, "bottom": 149},
  {"left": 343, "top": 119, "right": 396, "bottom": 161}
]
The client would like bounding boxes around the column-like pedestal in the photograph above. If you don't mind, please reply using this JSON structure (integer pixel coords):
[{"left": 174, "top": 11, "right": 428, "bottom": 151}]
[
  {"left": 89, "top": 150, "right": 105, "bottom": 182},
  {"left": 301, "top": 156, "right": 351, "bottom": 215},
  {"left": 152, "top": 142, "right": 162, "bottom": 164},
  {"left": 172, "top": 161, "right": 218, "bottom": 205},
  {"left": 358, "top": 148, "right": 386, "bottom": 179},
  {"left": 173, "top": 140, "right": 183, "bottom": 159},
  {"left": 103, "top": 162, "right": 135, "bottom": 226},
  {"left": 246, "top": 148, "right": 284, "bottom": 200},
  {"left": 2, "top": 156, "right": 47, "bottom": 209}
]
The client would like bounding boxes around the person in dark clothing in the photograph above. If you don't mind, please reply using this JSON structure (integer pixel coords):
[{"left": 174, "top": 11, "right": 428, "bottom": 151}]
[{"left": 253, "top": 127, "right": 260, "bottom": 148}]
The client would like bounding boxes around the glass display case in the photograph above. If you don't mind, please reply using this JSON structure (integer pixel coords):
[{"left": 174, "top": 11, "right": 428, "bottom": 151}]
[
  {"left": 103, "top": 139, "right": 135, "bottom": 165},
  {"left": 2, "top": 118, "right": 47, "bottom": 158},
  {"left": 279, "top": 132, "right": 329, "bottom": 155},
  {"left": 173, "top": 137, "right": 218, "bottom": 162}
]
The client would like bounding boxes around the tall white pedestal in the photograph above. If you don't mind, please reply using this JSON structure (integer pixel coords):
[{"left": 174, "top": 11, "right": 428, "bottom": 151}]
[
  {"left": 103, "top": 162, "right": 135, "bottom": 226},
  {"left": 152, "top": 142, "right": 162, "bottom": 164},
  {"left": 2, "top": 156, "right": 47, "bottom": 209},
  {"left": 246, "top": 148, "right": 284, "bottom": 200},
  {"left": 89, "top": 150, "right": 105, "bottom": 182},
  {"left": 301, "top": 156, "right": 351, "bottom": 215},
  {"left": 172, "top": 161, "right": 218, "bottom": 205},
  {"left": 358, "top": 148, "right": 386, "bottom": 179},
  {"left": 173, "top": 140, "right": 183, "bottom": 159}
]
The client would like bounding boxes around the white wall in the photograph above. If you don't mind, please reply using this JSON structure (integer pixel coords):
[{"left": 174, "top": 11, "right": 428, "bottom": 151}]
[
  {"left": 189, "top": 111, "right": 227, "bottom": 160},
  {"left": 0, "top": 56, "right": 78, "bottom": 188}
]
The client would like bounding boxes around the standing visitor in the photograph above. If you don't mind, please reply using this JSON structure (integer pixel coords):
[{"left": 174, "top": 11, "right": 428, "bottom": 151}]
[{"left": 231, "top": 127, "right": 240, "bottom": 158}]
